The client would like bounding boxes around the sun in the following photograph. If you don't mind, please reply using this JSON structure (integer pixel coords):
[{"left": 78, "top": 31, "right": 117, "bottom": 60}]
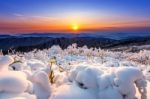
[{"left": 72, "top": 24, "right": 79, "bottom": 31}]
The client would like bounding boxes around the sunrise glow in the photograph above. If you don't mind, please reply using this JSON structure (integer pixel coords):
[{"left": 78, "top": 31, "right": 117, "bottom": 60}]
[{"left": 72, "top": 24, "right": 79, "bottom": 31}]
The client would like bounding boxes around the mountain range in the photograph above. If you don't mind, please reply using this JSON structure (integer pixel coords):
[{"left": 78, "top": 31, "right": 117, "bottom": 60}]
[{"left": 0, "top": 32, "right": 150, "bottom": 53}]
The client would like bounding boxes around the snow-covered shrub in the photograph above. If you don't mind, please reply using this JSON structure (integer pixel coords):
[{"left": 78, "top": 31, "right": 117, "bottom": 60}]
[
  {"left": 50, "top": 84, "right": 98, "bottom": 99},
  {"left": 98, "top": 87, "right": 123, "bottom": 99},
  {"left": 10, "top": 62, "right": 27, "bottom": 71},
  {"left": 97, "top": 73, "right": 114, "bottom": 91},
  {"left": 128, "top": 50, "right": 150, "bottom": 65},
  {"left": 68, "top": 65, "right": 87, "bottom": 82},
  {"left": 31, "top": 71, "right": 51, "bottom": 99},
  {"left": 0, "top": 55, "right": 14, "bottom": 71},
  {"left": 75, "top": 67, "right": 103, "bottom": 89},
  {"left": 98, "top": 49, "right": 107, "bottom": 64},
  {"left": 26, "top": 59, "right": 46, "bottom": 71},
  {"left": 113, "top": 67, "right": 147, "bottom": 99}
]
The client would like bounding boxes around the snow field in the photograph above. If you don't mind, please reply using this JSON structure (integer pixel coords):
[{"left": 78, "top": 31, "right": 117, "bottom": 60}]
[{"left": 0, "top": 44, "right": 150, "bottom": 99}]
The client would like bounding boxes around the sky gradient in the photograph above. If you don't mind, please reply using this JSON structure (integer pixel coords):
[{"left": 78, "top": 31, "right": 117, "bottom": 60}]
[{"left": 0, "top": 0, "right": 150, "bottom": 34}]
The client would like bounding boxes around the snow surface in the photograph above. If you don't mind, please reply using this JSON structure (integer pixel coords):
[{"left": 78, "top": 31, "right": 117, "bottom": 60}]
[{"left": 0, "top": 44, "right": 150, "bottom": 99}]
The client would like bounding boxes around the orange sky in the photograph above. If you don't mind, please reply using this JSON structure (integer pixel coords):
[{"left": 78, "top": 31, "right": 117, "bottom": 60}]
[{"left": 0, "top": 16, "right": 150, "bottom": 33}]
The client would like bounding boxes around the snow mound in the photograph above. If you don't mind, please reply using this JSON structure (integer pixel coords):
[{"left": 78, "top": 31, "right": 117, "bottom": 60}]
[{"left": 0, "top": 72, "right": 30, "bottom": 93}]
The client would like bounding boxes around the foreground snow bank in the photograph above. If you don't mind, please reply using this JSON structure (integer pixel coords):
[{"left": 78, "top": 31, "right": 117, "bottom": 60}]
[{"left": 0, "top": 45, "right": 149, "bottom": 99}]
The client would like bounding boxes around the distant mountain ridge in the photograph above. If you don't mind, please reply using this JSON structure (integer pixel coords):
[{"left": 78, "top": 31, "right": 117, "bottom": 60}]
[
  {"left": 0, "top": 32, "right": 150, "bottom": 40},
  {"left": 0, "top": 33, "right": 150, "bottom": 53}
]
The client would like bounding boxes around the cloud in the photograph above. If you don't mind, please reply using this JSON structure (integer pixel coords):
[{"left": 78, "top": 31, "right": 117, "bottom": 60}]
[
  {"left": 30, "top": 15, "right": 58, "bottom": 21},
  {"left": 13, "top": 13, "right": 24, "bottom": 17},
  {"left": 12, "top": 13, "right": 57, "bottom": 21}
]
